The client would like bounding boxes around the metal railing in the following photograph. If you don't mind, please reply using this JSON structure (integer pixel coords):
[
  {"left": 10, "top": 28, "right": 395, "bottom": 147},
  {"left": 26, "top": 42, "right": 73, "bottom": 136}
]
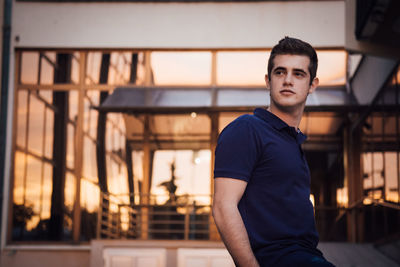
[{"left": 96, "top": 192, "right": 218, "bottom": 240}]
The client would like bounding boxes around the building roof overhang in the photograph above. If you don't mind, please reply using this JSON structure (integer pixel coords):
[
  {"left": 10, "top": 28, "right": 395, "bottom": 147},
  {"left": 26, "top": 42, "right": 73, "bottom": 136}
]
[{"left": 96, "top": 85, "right": 352, "bottom": 114}]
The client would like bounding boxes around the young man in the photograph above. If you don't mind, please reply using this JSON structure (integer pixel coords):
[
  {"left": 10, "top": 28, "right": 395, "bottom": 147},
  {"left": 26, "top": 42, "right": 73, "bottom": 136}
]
[{"left": 212, "top": 37, "right": 335, "bottom": 267}]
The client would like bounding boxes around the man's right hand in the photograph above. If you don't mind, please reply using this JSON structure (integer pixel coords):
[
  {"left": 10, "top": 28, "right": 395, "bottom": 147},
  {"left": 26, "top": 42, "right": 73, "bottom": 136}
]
[{"left": 212, "top": 177, "right": 260, "bottom": 267}]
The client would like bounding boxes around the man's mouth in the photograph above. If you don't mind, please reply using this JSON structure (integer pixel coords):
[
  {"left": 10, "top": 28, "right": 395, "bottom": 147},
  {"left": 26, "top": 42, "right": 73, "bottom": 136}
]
[{"left": 280, "top": 89, "right": 295, "bottom": 94}]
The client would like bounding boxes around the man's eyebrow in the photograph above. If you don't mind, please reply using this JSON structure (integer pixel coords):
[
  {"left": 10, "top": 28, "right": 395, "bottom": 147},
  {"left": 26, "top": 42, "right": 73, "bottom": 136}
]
[
  {"left": 273, "top": 66, "right": 287, "bottom": 72},
  {"left": 272, "top": 66, "right": 308, "bottom": 75},
  {"left": 293, "top": 68, "right": 308, "bottom": 74}
]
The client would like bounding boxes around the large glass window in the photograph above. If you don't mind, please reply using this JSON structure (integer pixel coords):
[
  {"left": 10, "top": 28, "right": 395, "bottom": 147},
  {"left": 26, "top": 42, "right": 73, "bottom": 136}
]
[
  {"left": 11, "top": 48, "right": 351, "bottom": 243},
  {"left": 151, "top": 52, "right": 212, "bottom": 86},
  {"left": 13, "top": 89, "right": 55, "bottom": 241},
  {"left": 217, "top": 51, "right": 267, "bottom": 86}
]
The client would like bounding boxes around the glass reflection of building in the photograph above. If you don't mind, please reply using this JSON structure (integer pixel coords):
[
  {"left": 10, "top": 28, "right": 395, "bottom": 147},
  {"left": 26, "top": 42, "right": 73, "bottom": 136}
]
[{"left": 9, "top": 49, "right": 400, "bottom": 244}]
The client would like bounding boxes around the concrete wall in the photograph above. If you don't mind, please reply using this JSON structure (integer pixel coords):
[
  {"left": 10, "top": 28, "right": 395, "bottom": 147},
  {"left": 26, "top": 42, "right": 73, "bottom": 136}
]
[
  {"left": 13, "top": 1, "right": 345, "bottom": 49},
  {"left": 0, "top": 248, "right": 90, "bottom": 267}
]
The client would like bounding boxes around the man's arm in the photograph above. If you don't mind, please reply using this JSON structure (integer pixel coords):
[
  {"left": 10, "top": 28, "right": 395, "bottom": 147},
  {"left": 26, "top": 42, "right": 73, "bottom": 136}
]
[{"left": 212, "top": 177, "right": 259, "bottom": 267}]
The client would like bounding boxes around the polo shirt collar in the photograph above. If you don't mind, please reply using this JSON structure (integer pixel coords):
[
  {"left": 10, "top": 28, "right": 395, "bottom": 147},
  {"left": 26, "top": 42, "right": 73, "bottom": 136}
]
[{"left": 254, "top": 107, "right": 307, "bottom": 144}]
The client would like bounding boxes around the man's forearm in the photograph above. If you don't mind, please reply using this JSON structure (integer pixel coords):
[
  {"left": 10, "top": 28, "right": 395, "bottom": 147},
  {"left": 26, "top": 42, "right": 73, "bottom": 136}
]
[{"left": 213, "top": 203, "right": 259, "bottom": 267}]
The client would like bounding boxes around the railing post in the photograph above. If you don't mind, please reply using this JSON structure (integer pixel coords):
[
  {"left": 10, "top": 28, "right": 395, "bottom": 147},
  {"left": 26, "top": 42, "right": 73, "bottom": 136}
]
[
  {"left": 117, "top": 204, "right": 121, "bottom": 238},
  {"left": 184, "top": 204, "right": 190, "bottom": 240},
  {"left": 97, "top": 192, "right": 103, "bottom": 239}
]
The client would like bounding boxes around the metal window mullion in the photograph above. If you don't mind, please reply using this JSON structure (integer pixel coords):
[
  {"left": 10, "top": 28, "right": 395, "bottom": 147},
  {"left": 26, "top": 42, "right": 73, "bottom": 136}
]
[
  {"left": 8, "top": 51, "right": 22, "bottom": 243},
  {"left": 22, "top": 91, "right": 31, "bottom": 206},
  {"left": 39, "top": 100, "right": 47, "bottom": 222},
  {"left": 41, "top": 53, "right": 57, "bottom": 69},
  {"left": 72, "top": 51, "right": 87, "bottom": 243},
  {"left": 396, "top": 70, "right": 400, "bottom": 203},
  {"left": 31, "top": 90, "right": 57, "bottom": 111},
  {"left": 37, "top": 53, "right": 42, "bottom": 86},
  {"left": 15, "top": 146, "right": 54, "bottom": 166},
  {"left": 381, "top": 96, "right": 386, "bottom": 200},
  {"left": 371, "top": 116, "right": 375, "bottom": 199}
]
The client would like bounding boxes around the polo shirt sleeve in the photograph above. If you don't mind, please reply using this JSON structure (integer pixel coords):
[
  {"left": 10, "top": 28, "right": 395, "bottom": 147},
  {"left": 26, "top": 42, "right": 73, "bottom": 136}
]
[{"left": 214, "top": 116, "right": 260, "bottom": 182}]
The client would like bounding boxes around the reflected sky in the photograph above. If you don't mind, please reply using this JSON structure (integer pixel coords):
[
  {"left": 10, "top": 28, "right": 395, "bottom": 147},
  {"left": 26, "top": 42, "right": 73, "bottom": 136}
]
[
  {"left": 13, "top": 50, "right": 399, "bottom": 239},
  {"left": 217, "top": 51, "right": 268, "bottom": 86},
  {"left": 151, "top": 52, "right": 212, "bottom": 85},
  {"left": 151, "top": 150, "right": 211, "bottom": 205},
  {"left": 150, "top": 50, "right": 346, "bottom": 86},
  {"left": 20, "top": 50, "right": 347, "bottom": 87}
]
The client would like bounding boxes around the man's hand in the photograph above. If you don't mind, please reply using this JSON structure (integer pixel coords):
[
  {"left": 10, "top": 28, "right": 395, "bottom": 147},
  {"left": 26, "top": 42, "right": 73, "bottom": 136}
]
[{"left": 212, "top": 177, "right": 260, "bottom": 267}]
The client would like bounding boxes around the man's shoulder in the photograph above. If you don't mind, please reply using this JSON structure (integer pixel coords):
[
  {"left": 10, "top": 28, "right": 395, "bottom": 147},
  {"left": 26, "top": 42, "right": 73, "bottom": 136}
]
[
  {"left": 231, "top": 113, "right": 269, "bottom": 129},
  {"left": 219, "top": 113, "right": 269, "bottom": 139},
  {"left": 233, "top": 113, "right": 262, "bottom": 124}
]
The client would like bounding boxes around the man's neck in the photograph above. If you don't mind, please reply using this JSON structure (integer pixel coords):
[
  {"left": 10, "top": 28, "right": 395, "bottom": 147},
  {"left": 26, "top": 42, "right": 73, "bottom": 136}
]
[{"left": 267, "top": 104, "right": 304, "bottom": 130}]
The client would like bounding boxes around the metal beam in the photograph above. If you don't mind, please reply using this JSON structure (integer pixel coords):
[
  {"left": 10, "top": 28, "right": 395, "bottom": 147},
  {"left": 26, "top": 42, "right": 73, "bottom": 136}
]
[
  {"left": 350, "top": 55, "right": 398, "bottom": 132},
  {"left": 0, "top": 0, "right": 13, "bottom": 248},
  {"left": 351, "top": 55, "right": 397, "bottom": 105}
]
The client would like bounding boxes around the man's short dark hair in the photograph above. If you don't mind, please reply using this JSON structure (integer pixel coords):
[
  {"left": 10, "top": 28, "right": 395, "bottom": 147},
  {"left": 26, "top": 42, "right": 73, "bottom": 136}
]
[{"left": 267, "top": 37, "right": 318, "bottom": 85}]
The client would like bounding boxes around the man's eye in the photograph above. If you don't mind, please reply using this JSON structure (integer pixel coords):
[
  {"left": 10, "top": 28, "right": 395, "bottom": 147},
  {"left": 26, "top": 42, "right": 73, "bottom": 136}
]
[{"left": 295, "top": 72, "right": 305, "bottom": 77}]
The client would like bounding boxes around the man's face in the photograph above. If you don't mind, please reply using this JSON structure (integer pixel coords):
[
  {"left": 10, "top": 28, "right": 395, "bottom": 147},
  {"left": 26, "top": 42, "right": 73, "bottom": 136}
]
[{"left": 265, "top": 54, "right": 318, "bottom": 112}]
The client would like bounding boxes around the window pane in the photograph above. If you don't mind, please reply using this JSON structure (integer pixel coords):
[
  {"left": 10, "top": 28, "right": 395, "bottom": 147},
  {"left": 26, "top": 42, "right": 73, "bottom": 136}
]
[
  {"left": 83, "top": 137, "right": 97, "bottom": 182},
  {"left": 86, "top": 52, "right": 102, "bottom": 85},
  {"left": 25, "top": 155, "right": 42, "bottom": 229},
  {"left": 44, "top": 107, "right": 54, "bottom": 159},
  {"left": 41, "top": 163, "right": 53, "bottom": 220},
  {"left": 71, "top": 53, "right": 80, "bottom": 84},
  {"left": 40, "top": 54, "right": 55, "bottom": 85},
  {"left": 124, "top": 114, "right": 144, "bottom": 141},
  {"left": 89, "top": 109, "right": 98, "bottom": 139},
  {"left": 384, "top": 152, "right": 399, "bottom": 202},
  {"left": 106, "top": 119, "right": 113, "bottom": 152},
  {"left": 317, "top": 50, "right": 346, "bottom": 86},
  {"left": 80, "top": 179, "right": 99, "bottom": 241},
  {"left": 39, "top": 90, "right": 52, "bottom": 104},
  {"left": 151, "top": 150, "right": 211, "bottom": 205},
  {"left": 152, "top": 114, "right": 210, "bottom": 137},
  {"left": 87, "top": 90, "right": 99, "bottom": 106},
  {"left": 108, "top": 52, "right": 131, "bottom": 85},
  {"left": 16, "top": 90, "right": 28, "bottom": 148},
  {"left": 363, "top": 152, "right": 385, "bottom": 199},
  {"left": 66, "top": 123, "right": 74, "bottom": 170},
  {"left": 136, "top": 53, "right": 146, "bottom": 85},
  {"left": 217, "top": 51, "right": 268, "bottom": 86},
  {"left": 69, "top": 90, "right": 78, "bottom": 122},
  {"left": 21, "top": 52, "right": 39, "bottom": 84},
  {"left": 131, "top": 150, "right": 143, "bottom": 205},
  {"left": 13, "top": 151, "right": 26, "bottom": 205},
  {"left": 151, "top": 52, "right": 212, "bottom": 85},
  {"left": 109, "top": 52, "right": 121, "bottom": 85},
  {"left": 28, "top": 94, "right": 45, "bottom": 156},
  {"left": 84, "top": 96, "right": 91, "bottom": 133},
  {"left": 80, "top": 179, "right": 99, "bottom": 213},
  {"left": 65, "top": 171, "right": 76, "bottom": 213},
  {"left": 108, "top": 160, "right": 129, "bottom": 196}
]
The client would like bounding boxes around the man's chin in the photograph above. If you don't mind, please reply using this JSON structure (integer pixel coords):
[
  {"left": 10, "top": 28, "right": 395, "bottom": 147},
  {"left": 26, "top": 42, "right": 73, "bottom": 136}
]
[{"left": 272, "top": 101, "right": 306, "bottom": 113}]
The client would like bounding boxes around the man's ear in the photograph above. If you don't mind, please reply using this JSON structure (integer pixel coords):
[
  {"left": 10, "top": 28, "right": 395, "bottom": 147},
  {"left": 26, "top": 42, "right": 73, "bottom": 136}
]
[
  {"left": 265, "top": 74, "right": 270, "bottom": 90},
  {"left": 308, "top": 77, "right": 319, "bottom": 94}
]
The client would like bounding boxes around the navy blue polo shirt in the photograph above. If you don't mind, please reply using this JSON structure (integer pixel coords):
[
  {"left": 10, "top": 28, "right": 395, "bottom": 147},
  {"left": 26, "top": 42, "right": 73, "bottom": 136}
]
[{"left": 214, "top": 108, "right": 320, "bottom": 266}]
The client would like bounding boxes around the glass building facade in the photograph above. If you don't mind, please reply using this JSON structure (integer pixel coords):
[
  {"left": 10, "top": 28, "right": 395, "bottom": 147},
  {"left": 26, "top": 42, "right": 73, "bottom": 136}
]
[{"left": 8, "top": 49, "right": 400, "bottom": 244}]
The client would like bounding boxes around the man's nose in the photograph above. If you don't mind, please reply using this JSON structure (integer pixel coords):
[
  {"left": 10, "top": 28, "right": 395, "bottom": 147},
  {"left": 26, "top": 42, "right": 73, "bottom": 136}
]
[{"left": 283, "top": 72, "right": 293, "bottom": 85}]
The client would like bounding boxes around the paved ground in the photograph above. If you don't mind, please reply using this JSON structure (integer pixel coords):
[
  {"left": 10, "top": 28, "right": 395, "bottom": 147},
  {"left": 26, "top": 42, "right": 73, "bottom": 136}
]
[{"left": 318, "top": 242, "right": 400, "bottom": 267}]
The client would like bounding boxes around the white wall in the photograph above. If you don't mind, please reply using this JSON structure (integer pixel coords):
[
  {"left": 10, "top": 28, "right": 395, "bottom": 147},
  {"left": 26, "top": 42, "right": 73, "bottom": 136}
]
[{"left": 13, "top": 1, "right": 345, "bottom": 49}]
